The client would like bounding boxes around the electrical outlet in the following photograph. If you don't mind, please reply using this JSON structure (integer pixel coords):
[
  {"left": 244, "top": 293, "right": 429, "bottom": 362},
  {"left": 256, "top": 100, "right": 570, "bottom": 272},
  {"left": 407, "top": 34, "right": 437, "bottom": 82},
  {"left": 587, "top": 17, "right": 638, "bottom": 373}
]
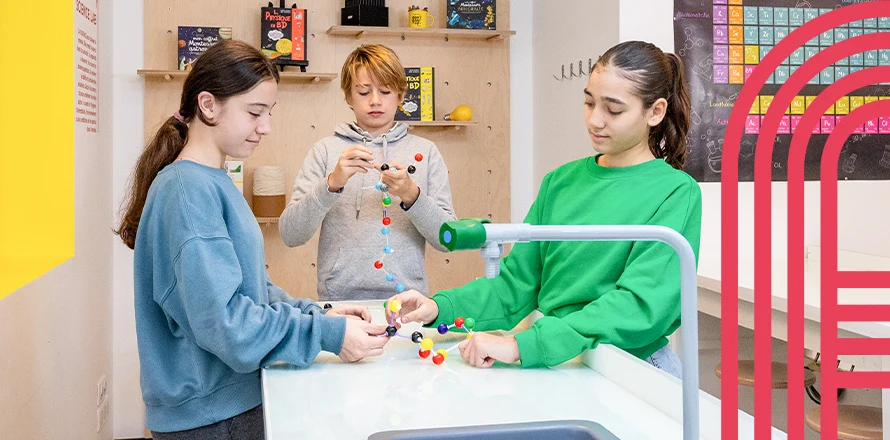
[
  {"left": 96, "top": 396, "right": 109, "bottom": 432},
  {"left": 96, "top": 375, "right": 107, "bottom": 406}
]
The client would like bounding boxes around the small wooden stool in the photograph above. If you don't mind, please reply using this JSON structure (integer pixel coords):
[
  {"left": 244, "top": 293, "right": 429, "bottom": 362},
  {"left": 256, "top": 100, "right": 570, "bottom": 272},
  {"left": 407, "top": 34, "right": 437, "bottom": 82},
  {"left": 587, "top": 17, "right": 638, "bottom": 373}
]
[
  {"left": 715, "top": 361, "right": 817, "bottom": 388},
  {"left": 805, "top": 405, "right": 882, "bottom": 440}
]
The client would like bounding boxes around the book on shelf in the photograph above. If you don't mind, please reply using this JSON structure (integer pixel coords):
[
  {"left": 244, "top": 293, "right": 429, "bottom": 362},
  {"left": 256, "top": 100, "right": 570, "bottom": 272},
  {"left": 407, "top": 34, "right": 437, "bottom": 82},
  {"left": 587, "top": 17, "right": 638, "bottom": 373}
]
[
  {"left": 396, "top": 67, "right": 434, "bottom": 122},
  {"left": 261, "top": 6, "right": 308, "bottom": 67},
  {"left": 446, "top": 0, "right": 496, "bottom": 30},
  {"left": 177, "top": 26, "right": 232, "bottom": 71}
]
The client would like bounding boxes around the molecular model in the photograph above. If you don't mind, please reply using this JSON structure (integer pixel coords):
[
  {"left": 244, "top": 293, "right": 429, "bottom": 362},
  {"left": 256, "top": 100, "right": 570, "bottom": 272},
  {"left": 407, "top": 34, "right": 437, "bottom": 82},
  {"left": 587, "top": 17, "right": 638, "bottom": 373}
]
[
  {"left": 364, "top": 153, "right": 425, "bottom": 293},
  {"left": 383, "top": 299, "right": 476, "bottom": 365}
]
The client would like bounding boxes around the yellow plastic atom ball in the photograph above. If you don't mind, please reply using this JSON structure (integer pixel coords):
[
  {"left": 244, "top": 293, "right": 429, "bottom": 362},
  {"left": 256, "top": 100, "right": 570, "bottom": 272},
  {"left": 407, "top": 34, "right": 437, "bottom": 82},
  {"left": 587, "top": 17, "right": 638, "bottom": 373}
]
[
  {"left": 436, "top": 349, "right": 448, "bottom": 360},
  {"left": 389, "top": 300, "right": 402, "bottom": 313},
  {"left": 421, "top": 338, "right": 434, "bottom": 350},
  {"left": 466, "top": 333, "right": 473, "bottom": 339}
]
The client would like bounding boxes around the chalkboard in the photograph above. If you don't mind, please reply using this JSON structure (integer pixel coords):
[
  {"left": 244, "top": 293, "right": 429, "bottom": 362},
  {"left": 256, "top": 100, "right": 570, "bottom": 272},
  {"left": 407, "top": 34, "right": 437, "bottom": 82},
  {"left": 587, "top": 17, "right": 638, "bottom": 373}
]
[{"left": 674, "top": 0, "right": 890, "bottom": 182}]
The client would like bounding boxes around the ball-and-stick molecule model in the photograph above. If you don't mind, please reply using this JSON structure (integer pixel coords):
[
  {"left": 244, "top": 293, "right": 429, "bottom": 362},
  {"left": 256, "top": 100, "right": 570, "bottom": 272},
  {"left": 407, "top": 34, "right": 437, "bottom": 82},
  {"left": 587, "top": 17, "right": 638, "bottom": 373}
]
[
  {"left": 383, "top": 299, "right": 475, "bottom": 365},
  {"left": 363, "top": 153, "right": 424, "bottom": 293}
]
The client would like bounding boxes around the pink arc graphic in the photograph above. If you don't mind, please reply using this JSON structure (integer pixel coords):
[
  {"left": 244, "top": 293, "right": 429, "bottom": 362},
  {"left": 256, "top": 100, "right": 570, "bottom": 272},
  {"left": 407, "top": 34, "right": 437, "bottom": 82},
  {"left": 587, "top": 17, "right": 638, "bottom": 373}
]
[{"left": 721, "top": 3, "right": 890, "bottom": 439}]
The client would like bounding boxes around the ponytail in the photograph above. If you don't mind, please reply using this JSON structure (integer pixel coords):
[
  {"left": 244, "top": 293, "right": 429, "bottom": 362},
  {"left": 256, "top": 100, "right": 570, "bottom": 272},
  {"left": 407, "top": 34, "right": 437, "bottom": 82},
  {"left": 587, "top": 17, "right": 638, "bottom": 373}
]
[
  {"left": 660, "top": 53, "right": 691, "bottom": 170},
  {"left": 114, "top": 116, "right": 188, "bottom": 249}
]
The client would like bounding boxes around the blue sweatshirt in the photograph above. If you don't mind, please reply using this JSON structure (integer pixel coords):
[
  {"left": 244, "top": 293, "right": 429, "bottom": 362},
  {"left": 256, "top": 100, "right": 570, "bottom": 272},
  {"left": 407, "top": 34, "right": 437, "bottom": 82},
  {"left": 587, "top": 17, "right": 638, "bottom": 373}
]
[{"left": 133, "top": 160, "right": 346, "bottom": 432}]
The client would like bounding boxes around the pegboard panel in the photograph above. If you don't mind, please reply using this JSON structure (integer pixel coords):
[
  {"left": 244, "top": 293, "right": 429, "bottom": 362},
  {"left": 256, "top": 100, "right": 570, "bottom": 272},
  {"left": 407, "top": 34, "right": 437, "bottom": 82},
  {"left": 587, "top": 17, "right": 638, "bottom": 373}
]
[{"left": 144, "top": 0, "right": 511, "bottom": 299}]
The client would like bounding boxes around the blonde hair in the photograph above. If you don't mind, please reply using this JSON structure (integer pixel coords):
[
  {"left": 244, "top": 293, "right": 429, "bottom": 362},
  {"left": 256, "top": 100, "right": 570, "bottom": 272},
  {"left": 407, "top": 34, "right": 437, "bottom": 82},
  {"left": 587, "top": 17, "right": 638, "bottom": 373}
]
[{"left": 340, "top": 44, "right": 407, "bottom": 99}]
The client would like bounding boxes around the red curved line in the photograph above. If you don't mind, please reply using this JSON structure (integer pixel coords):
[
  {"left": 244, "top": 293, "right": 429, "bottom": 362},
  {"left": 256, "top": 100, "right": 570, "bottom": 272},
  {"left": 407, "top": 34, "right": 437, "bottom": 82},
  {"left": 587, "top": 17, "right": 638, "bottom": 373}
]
[
  {"left": 721, "top": 4, "right": 890, "bottom": 438},
  {"left": 785, "top": 64, "right": 890, "bottom": 440},
  {"left": 819, "top": 99, "right": 890, "bottom": 437},
  {"left": 750, "top": 28, "right": 890, "bottom": 440}
]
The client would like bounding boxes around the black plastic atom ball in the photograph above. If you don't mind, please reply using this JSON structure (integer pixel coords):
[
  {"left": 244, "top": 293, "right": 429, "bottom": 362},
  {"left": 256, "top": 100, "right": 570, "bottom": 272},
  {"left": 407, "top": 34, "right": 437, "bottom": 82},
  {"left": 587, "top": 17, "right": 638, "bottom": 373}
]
[{"left": 386, "top": 325, "right": 398, "bottom": 337}]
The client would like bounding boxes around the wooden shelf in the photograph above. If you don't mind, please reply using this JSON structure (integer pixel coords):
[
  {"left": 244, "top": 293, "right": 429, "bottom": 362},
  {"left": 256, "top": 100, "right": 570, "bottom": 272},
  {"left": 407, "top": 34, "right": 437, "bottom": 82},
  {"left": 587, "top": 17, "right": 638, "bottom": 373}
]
[
  {"left": 256, "top": 217, "right": 279, "bottom": 224},
  {"left": 406, "top": 121, "right": 478, "bottom": 129},
  {"left": 327, "top": 26, "right": 515, "bottom": 41},
  {"left": 137, "top": 69, "right": 337, "bottom": 83}
]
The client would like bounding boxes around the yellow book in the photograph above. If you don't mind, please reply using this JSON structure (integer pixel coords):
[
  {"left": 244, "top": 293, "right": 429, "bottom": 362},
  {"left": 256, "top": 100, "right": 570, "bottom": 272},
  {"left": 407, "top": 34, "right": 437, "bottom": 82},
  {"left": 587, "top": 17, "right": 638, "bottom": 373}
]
[{"left": 420, "top": 67, "right": 434, "bottom": 122}]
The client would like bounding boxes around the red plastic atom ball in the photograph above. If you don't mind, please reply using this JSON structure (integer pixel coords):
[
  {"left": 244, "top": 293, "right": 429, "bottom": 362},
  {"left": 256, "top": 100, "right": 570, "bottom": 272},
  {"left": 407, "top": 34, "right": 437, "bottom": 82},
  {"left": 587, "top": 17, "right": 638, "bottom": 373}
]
[
  {"left": 432, "top": 354, "right": 445, "bottom": 365},
  {"left": 382, "top": 217, "right": 391, "bottom": 226},
  {"left": 419, "top": 349, "right": 431, "bottom": 358},
  {"left": 454, "top": 317, "right": 465, "bottom": 328},
  {"left": 374, "top": 260, "right": 383, "bottom": 269},
  {"left": 414, "top": 153, "right": 423, "bottom": 162}
]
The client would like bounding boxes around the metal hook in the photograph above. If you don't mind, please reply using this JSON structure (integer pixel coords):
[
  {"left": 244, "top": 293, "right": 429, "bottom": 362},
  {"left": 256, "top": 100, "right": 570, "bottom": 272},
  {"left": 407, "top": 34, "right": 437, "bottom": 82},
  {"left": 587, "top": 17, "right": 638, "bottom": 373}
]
[{"left": 553, "top": 65, "right": 567, "bottom": 81}]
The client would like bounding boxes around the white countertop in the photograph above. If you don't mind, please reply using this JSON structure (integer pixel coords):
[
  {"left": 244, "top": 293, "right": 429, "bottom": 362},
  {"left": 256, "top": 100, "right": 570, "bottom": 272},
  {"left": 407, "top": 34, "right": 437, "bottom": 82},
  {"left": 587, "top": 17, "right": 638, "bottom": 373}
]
[
  {"left": 697, "top": 246, "right": 890, "bottom": 338},
  {"left": 262, "top": 302, "right": 784, "bottom": 439}
]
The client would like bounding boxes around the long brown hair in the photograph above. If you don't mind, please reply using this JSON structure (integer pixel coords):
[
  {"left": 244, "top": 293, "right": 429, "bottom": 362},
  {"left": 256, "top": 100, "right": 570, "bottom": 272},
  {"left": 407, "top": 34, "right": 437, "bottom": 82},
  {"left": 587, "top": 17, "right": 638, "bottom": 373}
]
[
  {"left": 594, "top": 41, "right": 691, "bottom": 170},
  {"left": 115, "top": 40, "right": 279, "bottom": 249}
]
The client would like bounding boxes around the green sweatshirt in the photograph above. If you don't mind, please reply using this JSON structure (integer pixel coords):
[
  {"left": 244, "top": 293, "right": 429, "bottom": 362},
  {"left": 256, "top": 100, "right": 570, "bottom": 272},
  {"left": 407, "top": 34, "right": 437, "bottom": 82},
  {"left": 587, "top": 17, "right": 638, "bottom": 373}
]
[{"left": 432, "top": 155, "right": 702, "bottom": 368}]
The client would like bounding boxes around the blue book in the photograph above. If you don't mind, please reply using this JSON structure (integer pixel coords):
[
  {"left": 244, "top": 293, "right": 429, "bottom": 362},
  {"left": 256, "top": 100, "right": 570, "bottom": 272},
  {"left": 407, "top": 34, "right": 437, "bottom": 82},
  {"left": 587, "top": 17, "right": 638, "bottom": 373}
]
[
  {"left": 177, "top": 26, "right": 232, "bottom": 71},
  {"left": 446, "top": 0, "right": 496, "bottom": 30}
]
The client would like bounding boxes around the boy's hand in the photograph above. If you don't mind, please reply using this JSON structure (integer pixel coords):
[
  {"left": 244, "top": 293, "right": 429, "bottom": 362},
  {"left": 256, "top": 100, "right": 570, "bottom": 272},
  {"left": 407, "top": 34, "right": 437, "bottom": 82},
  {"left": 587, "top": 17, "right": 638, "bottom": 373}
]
[
  {"left": 458, "top": 333, "right": 520, "bottom": 368},
  {"left": 385, "top": 290, "right": 438, "bottom": 326},
  {"left": 328, "top": 145, "right": 374, "bottom": 191},
  {"left": 377, "top": 161, "right": 420, "bottom": 208},
  {"left": 326, "top": 304, "right": 372, "bottom": 322}
]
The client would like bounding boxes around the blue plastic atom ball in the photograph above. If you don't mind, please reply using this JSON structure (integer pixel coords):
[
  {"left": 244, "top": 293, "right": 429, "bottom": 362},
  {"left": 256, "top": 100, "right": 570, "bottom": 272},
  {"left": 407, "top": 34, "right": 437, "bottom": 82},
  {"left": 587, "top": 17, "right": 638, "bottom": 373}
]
[
  {"left": 438, "top": 323, "right": 448, "bottom": 334},
  {"left": 396, "top": 284, "right": 406, "bottom": 292},
  {"left": 386, "top": 274, "right": 395, "bottom": 282}
]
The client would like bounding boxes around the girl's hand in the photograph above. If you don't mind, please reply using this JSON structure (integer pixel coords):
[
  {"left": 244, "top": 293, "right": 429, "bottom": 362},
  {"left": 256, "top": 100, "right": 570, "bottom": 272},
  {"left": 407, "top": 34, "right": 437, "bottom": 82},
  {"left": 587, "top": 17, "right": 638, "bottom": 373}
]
[
  {"left": 384, "top": 290, "right": 438, "bottom": 326},
  {"left": 338, "top": 320, "right": 389, "bottom": 362},
  {"left": 377, "top": 161, "right": 420, "bottom": 208},
  {"left": 325, "top": 304, "right": 372, "bottom": 322},
  {"left": 458, "top": 333, "right": 520, "bottom": 368}
]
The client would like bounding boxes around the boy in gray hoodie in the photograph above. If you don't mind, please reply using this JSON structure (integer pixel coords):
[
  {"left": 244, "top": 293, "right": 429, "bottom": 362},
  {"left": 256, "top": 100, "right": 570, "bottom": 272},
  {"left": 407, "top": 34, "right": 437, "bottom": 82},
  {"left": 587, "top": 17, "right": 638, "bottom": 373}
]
[{"left": 279, "top": 44, "right": 457, "bottom": 300}]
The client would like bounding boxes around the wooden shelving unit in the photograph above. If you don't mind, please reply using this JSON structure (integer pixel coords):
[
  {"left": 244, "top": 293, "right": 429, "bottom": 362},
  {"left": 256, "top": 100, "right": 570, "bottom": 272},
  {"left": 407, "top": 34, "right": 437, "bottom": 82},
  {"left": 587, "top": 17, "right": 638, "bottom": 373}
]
[
  {"left": 256, "top": 217, "right": 279, "bottom": 224},
  {"left": 137, "top": 69, "right": 337, "bottom": 83},
  {"left": 327, "top": 26, "right": 515, "bottom": 41},
  {"left": 405, "top": 120, "right": 478, "bottom": 129}
]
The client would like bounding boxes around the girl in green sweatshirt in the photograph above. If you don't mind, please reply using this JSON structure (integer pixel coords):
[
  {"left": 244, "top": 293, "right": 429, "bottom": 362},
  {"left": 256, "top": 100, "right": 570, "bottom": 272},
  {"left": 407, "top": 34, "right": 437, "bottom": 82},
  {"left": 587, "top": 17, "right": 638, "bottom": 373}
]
[{"left": 387, "top": 41, "right": 701, "bottom": 378}]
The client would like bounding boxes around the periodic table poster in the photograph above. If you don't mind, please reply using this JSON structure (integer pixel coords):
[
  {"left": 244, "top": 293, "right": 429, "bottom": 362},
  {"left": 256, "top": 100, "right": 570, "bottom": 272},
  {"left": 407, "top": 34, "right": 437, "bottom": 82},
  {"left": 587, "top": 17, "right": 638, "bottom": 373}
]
[{"left": 674, "top": 0, "right": 890, "bottom": 182}]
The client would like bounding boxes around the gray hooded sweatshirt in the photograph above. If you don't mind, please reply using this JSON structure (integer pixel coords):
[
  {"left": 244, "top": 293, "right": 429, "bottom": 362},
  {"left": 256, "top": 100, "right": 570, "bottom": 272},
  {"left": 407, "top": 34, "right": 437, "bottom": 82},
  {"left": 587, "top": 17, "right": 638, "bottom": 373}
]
[{"left": 279, "top": 122, "right": 457, "bottom": 300}]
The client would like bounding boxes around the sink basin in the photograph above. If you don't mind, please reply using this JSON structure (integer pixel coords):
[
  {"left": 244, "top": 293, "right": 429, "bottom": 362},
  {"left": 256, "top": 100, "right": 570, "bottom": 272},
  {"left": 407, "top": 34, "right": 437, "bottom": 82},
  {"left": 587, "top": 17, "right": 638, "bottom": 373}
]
[{"left": 368, "top": 419, "right": 620, "bottom": 440}]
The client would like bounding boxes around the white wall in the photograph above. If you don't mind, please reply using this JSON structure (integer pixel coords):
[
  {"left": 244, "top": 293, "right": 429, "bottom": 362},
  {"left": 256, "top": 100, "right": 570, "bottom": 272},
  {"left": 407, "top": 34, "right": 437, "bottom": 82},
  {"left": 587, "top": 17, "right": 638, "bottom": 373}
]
[
  {"left": 510, "top": 0, "right": 534, "bottom": 222},
  {"left": 531, "top": 0, "right": 620, "bottom": 192},
  {"left": 110, "top": 0, "right": 146, "bottom": 437},
  {"left": 0, "top": 0, "right": 114, "bottom": 438}
]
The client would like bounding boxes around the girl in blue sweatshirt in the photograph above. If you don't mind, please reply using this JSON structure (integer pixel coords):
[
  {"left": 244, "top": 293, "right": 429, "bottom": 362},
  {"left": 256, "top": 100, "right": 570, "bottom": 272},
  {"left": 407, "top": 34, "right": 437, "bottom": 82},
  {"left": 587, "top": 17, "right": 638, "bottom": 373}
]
[{"left": 115, "top": 40, "right": 389, "bottom": 439}]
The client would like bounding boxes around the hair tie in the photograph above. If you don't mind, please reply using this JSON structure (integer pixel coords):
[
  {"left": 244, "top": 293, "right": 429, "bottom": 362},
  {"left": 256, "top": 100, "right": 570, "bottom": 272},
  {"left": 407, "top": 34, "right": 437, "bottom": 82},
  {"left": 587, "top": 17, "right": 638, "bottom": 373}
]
[{"left": 173, "top": 110, "right": 186, "bottom": 123}]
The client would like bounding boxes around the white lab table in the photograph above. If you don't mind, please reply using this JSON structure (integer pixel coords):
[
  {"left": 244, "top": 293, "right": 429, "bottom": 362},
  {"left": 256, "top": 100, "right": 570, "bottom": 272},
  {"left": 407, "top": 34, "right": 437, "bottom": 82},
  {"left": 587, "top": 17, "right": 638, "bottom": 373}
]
[{"left": 262, "top": 302, "right": 784, "bottom": 439}]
